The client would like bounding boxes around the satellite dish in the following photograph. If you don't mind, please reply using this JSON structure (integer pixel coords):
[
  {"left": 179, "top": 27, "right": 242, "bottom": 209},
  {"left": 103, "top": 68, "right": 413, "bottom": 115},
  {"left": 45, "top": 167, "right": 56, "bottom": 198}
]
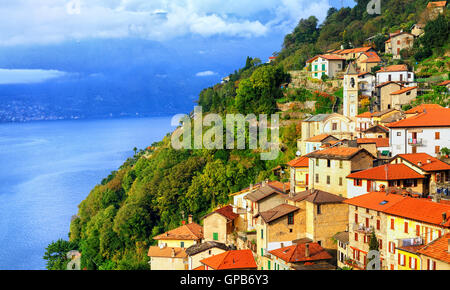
[{"left": 296, "top": 151, "right": 301, "bottom": 156}]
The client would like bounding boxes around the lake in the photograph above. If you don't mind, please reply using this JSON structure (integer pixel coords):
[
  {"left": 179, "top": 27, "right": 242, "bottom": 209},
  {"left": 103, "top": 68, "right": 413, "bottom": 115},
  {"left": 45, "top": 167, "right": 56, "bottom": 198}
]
[{"left": 0, "top": 117, "right": 175, "bottom": 270}]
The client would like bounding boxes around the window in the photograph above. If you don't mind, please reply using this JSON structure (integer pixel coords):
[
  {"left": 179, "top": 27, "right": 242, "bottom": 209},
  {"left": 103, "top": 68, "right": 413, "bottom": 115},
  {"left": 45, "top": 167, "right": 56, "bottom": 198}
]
[
  {"left": 390, "top": 219, "right": 395, "bottom": 230},
  {"left": 399, "top": 254, "right": 405, "bottom": 266},
  {"left": 435, "top": 132, "right": 440, "bottom": 140},
  {"left": 287, "top": 213, "right": 294, "bottom": 225},
  {"left": 355, "top": 213, "right": 358, "bottom": 223},
  {"left": 339, "top": 160, "right": 343, "bottom": 169},
  {"left": 315, "top": 174, "right": 319, "bottom": 183},
  {"left": 317, "top": 241, "right": 322, "bottom": 246},
  {"left": 389, "top": 242, "right": 396, "bottom": 253},
  {"left": 268, "top": 260, "right": 271, "bottom": 270},
  {"left": 416, "top": 225, "right": 420, "bottom": 237},
  {"left": 355, "top": 233, "right": 358, "bottom": 241},
  {"left": 317, "top": 205, "right": 321, "bottom": 215},
  {"left": 327, "top": 160, "right": 331, "bottom": 167},
  {"left": 322, "top": 64, "right": 326, "bottom": 71},
  {"left": 316, "top": 159, "right": 319, "bottom": 166},
  {"left": 260, "top": 229, "right": 264, "bottom": 239},
  {"left": 404, "top": 222, "right": 409, "bottom": 233},
  {"left": 180, "top": 242, "right": 184, "bottom": 248},
  {"left": 339, "top": 177, "right": 343, "bottom": 186},
  {"left": 379, "top": 239, "right": 383, "bottom": 249},
  {"left": 397, "top": 132, "right": 401, "bottom": 137},
  {"left": 377, "top": 220, "right": 381, "bottom": 230},
  {"left": 332, "top": 123, "right": 338, "bottom": 131},
  {"left": 354, "top": 179, "right": 362, "bottom": 187},
  {"left": 365, "top": 218, "right": 369, "bottom": 228},
  {"left": 435, "top": 146, "right": 441, "bottom": 154},
  {"left": 213, "top": 233, "right": 218, "bottom": 241},
  {"left": 327, "top": 176, "right": 331, "bottom": 185}
]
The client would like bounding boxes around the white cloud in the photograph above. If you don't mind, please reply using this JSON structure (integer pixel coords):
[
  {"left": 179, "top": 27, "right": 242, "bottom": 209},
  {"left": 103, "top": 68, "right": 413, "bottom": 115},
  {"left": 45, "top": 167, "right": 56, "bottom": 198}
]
[
  {"left": 0, "top": 0, "right": 331, "bottom": 46},
  {"left": 0, "top": 69, "right": 67, "bottom": 84},
  {"left": 196, "top": 71, "right": 217, "bottom": 77}
]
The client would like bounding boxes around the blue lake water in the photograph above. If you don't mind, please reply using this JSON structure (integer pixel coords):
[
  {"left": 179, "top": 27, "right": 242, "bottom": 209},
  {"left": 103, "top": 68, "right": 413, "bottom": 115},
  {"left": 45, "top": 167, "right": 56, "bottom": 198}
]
[{"left": 0, "top": 117, "right": 174, "bottom": 270}]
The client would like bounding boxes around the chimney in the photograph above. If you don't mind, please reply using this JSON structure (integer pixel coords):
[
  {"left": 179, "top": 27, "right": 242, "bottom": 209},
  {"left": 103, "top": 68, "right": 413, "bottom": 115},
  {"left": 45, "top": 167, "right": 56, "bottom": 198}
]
[
  {"left": 427, "top": 159, "right": 432, "bottom": 164},
  {"left": 305, "top": 244, "right": 310, "bottom": 258},
  {"left": 171, "top": 248, "right": 175, "bottom": 258},
  {"left": 188, "top": 214, "right": 193, "bottom": 224},
  {"left": 250, "top": 183, "right": 254, "bottom": 191}
]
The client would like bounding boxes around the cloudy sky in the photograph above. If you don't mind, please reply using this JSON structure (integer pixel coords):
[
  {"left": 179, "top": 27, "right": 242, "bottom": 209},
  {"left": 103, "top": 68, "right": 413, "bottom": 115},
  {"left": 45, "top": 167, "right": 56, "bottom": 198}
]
[{"left": 0, "top": 0, "right": 355, "bottom": 118}]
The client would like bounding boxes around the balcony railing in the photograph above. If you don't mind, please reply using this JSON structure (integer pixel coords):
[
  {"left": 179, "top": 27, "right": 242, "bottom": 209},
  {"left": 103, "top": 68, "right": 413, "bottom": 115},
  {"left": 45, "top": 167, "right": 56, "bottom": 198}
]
[
  {"left": 408, "top": 138, "right": 423, "bottom": 146},
  {"left": 295, "top": 181, "right": 307, "bottom": 188}
]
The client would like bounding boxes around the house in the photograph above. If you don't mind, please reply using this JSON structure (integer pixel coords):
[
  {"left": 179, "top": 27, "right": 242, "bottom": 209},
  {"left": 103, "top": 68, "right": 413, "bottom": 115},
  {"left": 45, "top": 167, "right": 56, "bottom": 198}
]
[
  {"left": 438, "top": 80, "right": 450, "bottom": 90},
  {"left": 287, "top": 156, "right": 310, "bottom": 194},
  {"left": 306, "top": 147, "right": 376, "bottom": 197},
  {"left": 411, "top": 23, "right": 425, "bottom": 37},
  {"left": 356, "top": 138, "right": 390, "bottom": 157},
  {"left": 268, "top": 56, "right": 277, "bottom": 63},
  {"left": 385, "top": 32, "right": 415, "bottom": 59},
  {"left": 149, "top": 220, "right": 204, "bottom": 270},
  {"left": 301, "top": 134, "right": 339, "bottom": 155},
  {"left": 202, "top": 205, "right": 239, "bottom": 245},
  {"left": 374, "top": 82, "right": 404, "bottom": 111},
  {"left": 244, "top": 183, "right": 289, "bottom": 229},
  {"left": 199, "top": 249, "right": 257, "bottom": 270},
  {"left": 390, "top": 153, "right": 450, "bottom": 194},
  {"left": 185, "top": 241, "right": 230, "bottom": 270},
  {"left": 387, "top": 108, "right": 450, "bottom": 157},
  {"left": 358, "top": 72, "right": 376, "bottom": 97},
  {"left": 356, "top": 112, "right": 375, "bottom": 136},
  {"left": 286, "top": 189, "right": 348, "bottom": 250},
  {"left": 331, "top": 46, "right": 374, "bottom": 60},
  {"left": 362, "top": 124, "right": 390, "bottom": 139},
  {"left": 376, "top": 65, "right": 415, "bottom": 86},
  {"left": 334, "top": 231, "right": 350, "bottom": 268},
  {"left": 427, "top": 1, "right": 447, "bottom": 20},
  {"left": 390, "top": 86, "right": 418, "bottom": 110},
  {"left": 268, "top": 242, "right": 335, "bottom": 270},
  {"left": 356, "top": 51, "right": 382, "bottom": 73},
  {"left": 346, "top": 163, "right": 427, "bottom": 198},
  {"left": 307, "top": 54, "right": 345, "bottom": 79},
  {"left": 255, "top": 203, "right": 302, "bottom": 266},
  {"left": 404, "top": 104, "right": 444, "bottom": 118},
  {"left": 417, "top": 233, "right": 450, "bottom": 270}
]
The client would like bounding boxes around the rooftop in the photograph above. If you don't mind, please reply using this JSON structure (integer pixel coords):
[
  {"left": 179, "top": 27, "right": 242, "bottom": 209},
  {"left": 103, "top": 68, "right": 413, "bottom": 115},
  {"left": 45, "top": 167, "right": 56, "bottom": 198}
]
[
  {"left": 288, "top": 189, "right": 346, "bottom": 204},
  {"left": 357, "top": 138, "right": 390, "bottom": 148},
  {"left": 347, "top": 163, "right": 425, "bottom": 181},
  {"left": 202, "top": 205, "right": 239, "bottom": 221},
  {"left": 390, "top": 86, "right": 417, "bottom": 95},
  {"left": 359, "top": 51, "right": 382, "bottom": 63},
  {"left": 245, "top": 184, "right": 286, "bottom": 202},
  {"left": 333, "top": 232, "right": 349, "bottom": 244},
  {"left": 344, "top": 191, "right": 407, "bottom": 212},
  {"left": 153, "top": 222, "right": 203, "bottom": 241},
  {"left": 405, "top": 104, "right": 443, "bottom": 114},
  {"left": 376, "top": 64, "right": 409, "bottom": 73},
  {"left": 147, "top": 246, "right": 187, "bottom": 258},
  {"left": 200, "top": 250, "right": 257, "bottom": 270},
  {"left": 306, "top": 147, "right": 374, "bottom": 160},
  {"left": 306, "top": 134, "right": 337, "bottom": 143},
  {"left": 396, "top": 153, "right": 450, "bottom": 172},
  {"left": 387, "top": 108, "right": 450, "bottom": 128},
  {"left": 287, "top": 156, "right": 309, "bottom": 168},
  {"left": 417, "top": 233, "right": 450, "bottom": 264},
  {"left": 269, "top": 243, "right": 332, "bottom": 263},
  {"left": 427, "top": 1, "right": 447, "bottom": 8},
  {"left": 185, "top": 241, "right": 230, "bottom": 256},
  {"left": 256, "top": 204, "right": 299, "bottom": 223}
]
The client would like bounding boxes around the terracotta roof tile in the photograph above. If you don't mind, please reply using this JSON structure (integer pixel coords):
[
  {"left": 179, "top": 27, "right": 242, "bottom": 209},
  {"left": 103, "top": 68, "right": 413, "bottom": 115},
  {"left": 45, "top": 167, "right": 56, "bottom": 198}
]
[
  {"left": 269, "top": 243, "right": 332, "bottom": 263},
  {"left": 417, "top": 233, "right": 450, "bottom": 264},
  {"left": 200, "top": 250, "right": 257, "bottom": 270},
  {"left": 376, "top": 64, "right": 408, "bottom": 73},
  {"left": 387, "top": 108, "right": 450, "bottom": 128},
  {"left": 306, "top": 147, "right": 374, "bottom": 160},
  {"left": 438, "top": 80, "right": 450, "bottom": 86},
  {"left": 147, "top": 246, "right": 187, "bottom": 258},
  {"left": 384, "top": 198, "right": 450, "bottom": 227},
  {"left": 390, "top": 86, "right": 417, "bottom": 95},
  {"left": 357, "top": 111, "right": 374, "bottom": 118},
  {"left": 287, "top": 156, "right": 309, "bottom": 168},
  {"left": 405, "top": 104, "right": 443, "bottom": 114},
  {"left": 344, "top": 191, "right": 407, "bottom": 212},
  {"left": 397, "top": 153, "right": 450, "bottom": 172},
  {"left": 427, "top": 1, "right": 447, "bottom": 8},
  {"left": 153, "top": 223, "right": 203, "bottom": 241},
  {"left": 245, "top": 184, "right": 286, "bottom": 202},
  {"left": 203, "top": 205, "right": 239, "bottom": 221},
  {"left": 306, "top": 134, "right": 335, "bottom": 142},
  {"left": 360, "top": 51, "right": 382, "bottom": 63},
  {"left": 357, "top": 138, "right": 390, "bottom": 148},
  {"left": 288, "top": 189, "right": 346, "bottom": 204},
  {"left": 347, "top": 164, "right": 425, "bottom": 180}
]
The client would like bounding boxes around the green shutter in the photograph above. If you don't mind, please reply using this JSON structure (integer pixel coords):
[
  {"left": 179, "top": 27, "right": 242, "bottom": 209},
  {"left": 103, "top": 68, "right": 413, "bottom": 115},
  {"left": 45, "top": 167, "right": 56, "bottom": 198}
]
[
  {"left": 322, "top": 64, "right": 325, "bottom": 71},
  {"left": 268, "top": 260, "right": 271, "bottom": 270},
  {"left": 261, "top": 248, "right": 264, "bottom": 256},
  {"left": 213, "top": 233, "right": 218, "bottom": 241}
]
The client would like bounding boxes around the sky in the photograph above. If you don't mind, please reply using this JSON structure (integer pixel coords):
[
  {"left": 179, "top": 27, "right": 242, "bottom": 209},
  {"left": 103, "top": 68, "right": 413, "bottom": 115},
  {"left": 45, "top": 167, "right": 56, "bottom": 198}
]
[{"left": 0, "top": 0, "right": 356, "bottom": 119}]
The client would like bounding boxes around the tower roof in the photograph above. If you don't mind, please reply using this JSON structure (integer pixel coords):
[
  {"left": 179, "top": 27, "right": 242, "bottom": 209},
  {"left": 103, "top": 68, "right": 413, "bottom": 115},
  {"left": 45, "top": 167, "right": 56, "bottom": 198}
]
[{"left": 345, "top": 62, "right": 358, "bottom": 75}]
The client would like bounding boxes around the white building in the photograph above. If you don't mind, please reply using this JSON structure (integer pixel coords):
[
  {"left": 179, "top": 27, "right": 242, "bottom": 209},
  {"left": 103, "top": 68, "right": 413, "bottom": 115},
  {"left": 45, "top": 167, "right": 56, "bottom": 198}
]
[
  {"left": 376, "top": 64, "right": 415, "bottom": 86},
  {"left": 388, "top": 108, "right": 450, "bottom": 157},
  {"left": 358, "top": 72, "right": 376, "bottom": 97},
  {"left": 307, "top": 54, "right": 345, "bottom": 80}
]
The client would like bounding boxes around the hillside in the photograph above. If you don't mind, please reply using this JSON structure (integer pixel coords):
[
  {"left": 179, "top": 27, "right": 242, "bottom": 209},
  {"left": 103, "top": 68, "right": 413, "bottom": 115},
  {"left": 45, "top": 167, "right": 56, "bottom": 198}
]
[{"left": 44, "top": 0, "right": 449, "bottom": 270}]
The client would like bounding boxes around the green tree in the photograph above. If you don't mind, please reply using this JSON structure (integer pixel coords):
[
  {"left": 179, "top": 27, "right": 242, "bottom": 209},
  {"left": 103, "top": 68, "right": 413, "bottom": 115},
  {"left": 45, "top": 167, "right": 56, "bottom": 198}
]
[{"left": 43, "top": 239, "right": 78, "bottom": 270}]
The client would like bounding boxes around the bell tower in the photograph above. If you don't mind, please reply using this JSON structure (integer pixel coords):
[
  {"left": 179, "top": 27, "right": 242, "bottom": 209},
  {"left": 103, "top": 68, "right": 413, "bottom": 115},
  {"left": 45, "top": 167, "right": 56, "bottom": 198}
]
[{"left": 343, "top": 62, "right": 359, "bottom": 118}]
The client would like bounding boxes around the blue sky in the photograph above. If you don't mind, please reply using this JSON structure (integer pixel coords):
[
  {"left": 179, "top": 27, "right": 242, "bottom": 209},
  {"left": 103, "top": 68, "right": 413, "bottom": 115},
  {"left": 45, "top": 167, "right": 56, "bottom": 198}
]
[{"left": 0, "top": 0, "right": 356, "bottom": 118}]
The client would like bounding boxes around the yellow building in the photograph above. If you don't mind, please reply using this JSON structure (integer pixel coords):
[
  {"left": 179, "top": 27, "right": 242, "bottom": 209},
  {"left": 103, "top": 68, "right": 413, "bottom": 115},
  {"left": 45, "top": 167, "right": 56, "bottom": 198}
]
[
  {"left": 287, "top": 156, "right": 310, "bottom": 194},
  {"left": 148, "top": 219, "right": 203, "bottom": 270},
  {"left": 202, "top": 205, "right": 239, "bottom": 245},
  {"left": 307, "top": 147, "right": 376, "bottom": 198}
]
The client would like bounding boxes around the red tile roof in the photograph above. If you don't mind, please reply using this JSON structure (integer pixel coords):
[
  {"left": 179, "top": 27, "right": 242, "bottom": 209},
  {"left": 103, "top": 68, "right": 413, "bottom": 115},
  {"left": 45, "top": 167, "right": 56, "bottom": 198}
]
[
  {"left": 397, "top": 153, "right": 450, "bottom": 172},
  {"left": 193, "top": 265, "right": 205, "bottom": 270},
  {"left": 147, "top": 246, "right": 187, "bottom": 258},
  {"left": 376, "top": 64, "right": 408, "bottom": 73},
  {"left": 417, "top": 233, "right": 450, "bottom": 264},
  {"left": 384, "top": 198, "right": 450, "bottom": 227},
  {"left": 356, "top": 111, "right": 374, "bottom": 118},
  {"left": 360, "top": 51, "right": 382, "bottom": 63},
  {"left": 427, "top": 1, "right": 447, "bottom": 8},
  {"left": 153, "top": 223, "right": 203, "bottom": 241},
  {"left": 405, "top": 104, "right": 443, "bottom": 114},
  {"left": 387, "top": 108, "right": 450, "bottom": 128},
  {"left": 334, "top": 47, "right": 373, "bottom": 55},
  {"left": 269, "top": 243, "right": 332, "bottom": 263},
  {"left": 357, "top": 138, "right": 390, "bottom": 148},
  {"left": 390, "top": 86, "right": 417, "bottom": 95},
  {"left": 307, "top": 147, "right": 374, "bottom": 160},
  {"left": 306, "top": 133, "right": 334, "bottom": 142},
  {"left": 287, "top": 156, "right": 309, "bottom": 168},
  {"left": 200, "top": 250, "right": 257, "bottom": 270},
  {"left": 374, "top": 81, "right": 403, "bottom": 88},
  {"left": 344, "top": 191, "right": 407, "bottom": 212},
  {"left": 347, "top": 164, "right": 425, "bottom": 180},
  {"left": 203, "top": 205, "right": 239, "bottom": 221},
  {"left": 438, "top": 80, "right": 450, "bottom": 86}
]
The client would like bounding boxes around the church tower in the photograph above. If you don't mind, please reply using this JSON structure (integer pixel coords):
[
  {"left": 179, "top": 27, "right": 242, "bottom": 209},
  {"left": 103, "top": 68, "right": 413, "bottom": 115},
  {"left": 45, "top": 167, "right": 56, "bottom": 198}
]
[{"left": 343, "top": 62, "right": 359, "bottom": 118}]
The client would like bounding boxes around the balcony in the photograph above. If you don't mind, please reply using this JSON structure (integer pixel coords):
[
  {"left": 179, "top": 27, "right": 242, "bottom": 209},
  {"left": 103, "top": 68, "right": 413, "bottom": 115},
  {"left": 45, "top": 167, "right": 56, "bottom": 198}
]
[
  {"left": 353, "top": 223, "right": 374, "bottom": 234},
  {"left": 295, "top": 181, "right": 308, "bottom": 188},
  {"left": 408, "top": 138, "right": 423, "bottom": 146},
  {"left": 397, "top": 237, "right": 423, "bottom": 248}
]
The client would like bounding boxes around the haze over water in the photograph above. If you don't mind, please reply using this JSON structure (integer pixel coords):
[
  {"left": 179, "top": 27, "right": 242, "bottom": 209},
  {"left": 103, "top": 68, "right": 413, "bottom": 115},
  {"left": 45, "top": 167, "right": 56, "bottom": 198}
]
[{"left": 0, "top": 117, "right": 173, "bottom": 270}]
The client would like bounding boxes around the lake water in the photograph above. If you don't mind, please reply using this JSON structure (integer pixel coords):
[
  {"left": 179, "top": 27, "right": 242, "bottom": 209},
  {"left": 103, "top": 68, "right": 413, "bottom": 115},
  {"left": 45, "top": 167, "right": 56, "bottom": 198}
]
[{"left": 0, "top": 117, "right": 174, "bottom": 270}]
